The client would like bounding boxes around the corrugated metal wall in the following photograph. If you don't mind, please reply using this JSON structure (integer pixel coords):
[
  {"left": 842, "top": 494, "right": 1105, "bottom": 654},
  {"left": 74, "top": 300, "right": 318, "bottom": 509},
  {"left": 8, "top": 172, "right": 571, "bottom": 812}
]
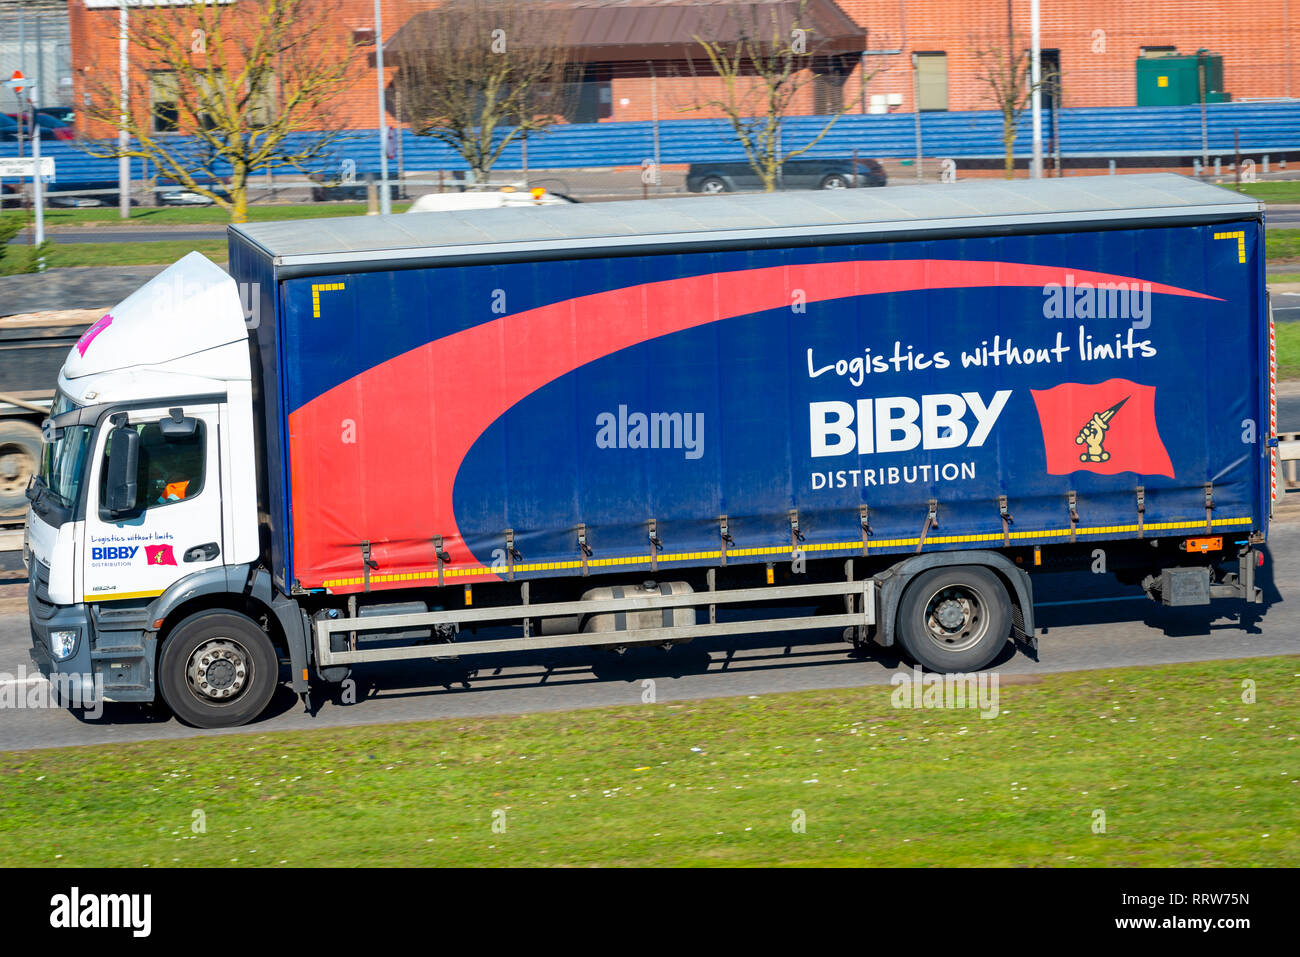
[{"left": 3, "top": 101, "right": 1297, "bottom": 185}]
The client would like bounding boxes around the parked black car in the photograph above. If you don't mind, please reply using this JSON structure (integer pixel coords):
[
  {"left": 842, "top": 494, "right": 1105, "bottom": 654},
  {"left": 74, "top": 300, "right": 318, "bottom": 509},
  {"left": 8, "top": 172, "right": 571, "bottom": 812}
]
[
  {"left": 309, "top": 171, "right": 370, "bottom": 202},
  {"left": 686, "top": 157, "right": 887, "bottom": 193}
]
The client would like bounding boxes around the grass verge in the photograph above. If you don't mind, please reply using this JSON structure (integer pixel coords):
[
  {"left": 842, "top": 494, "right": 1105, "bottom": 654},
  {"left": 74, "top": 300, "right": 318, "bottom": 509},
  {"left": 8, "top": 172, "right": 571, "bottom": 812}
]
[
  {"left": 1, "top": 655, "right": 1295, "bottom": 867},
  {"left": 0, "top": 202, "right": 409, "bottom": 227},
  {"left": 1266, "top": 228, "right": 1300, "bottom": 262},
  {"left": 1275, "top": 321, "right": 1300, "bottom": 380},
  {"left": 1232, "top": 181, "right": 1300, "bottom": 204},
  {"left": 4, "top": 241, "right": 230, "bottom": 269}
]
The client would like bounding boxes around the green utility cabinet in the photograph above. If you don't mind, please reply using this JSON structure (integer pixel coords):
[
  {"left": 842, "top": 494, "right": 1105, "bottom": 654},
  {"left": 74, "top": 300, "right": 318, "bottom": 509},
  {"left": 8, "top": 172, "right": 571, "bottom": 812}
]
[{"left": 1136, "top": 53, "right": 1231, "bottom": 106}]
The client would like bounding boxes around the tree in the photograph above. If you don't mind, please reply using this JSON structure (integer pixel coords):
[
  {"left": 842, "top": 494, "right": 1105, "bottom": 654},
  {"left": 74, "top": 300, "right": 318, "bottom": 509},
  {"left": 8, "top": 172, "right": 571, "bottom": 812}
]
[
  {"left": 969, "top": 27, "right": 1054, "bottom": 179},
  {"left": 388, "top": 0, "right": 573, "bottom": 183},
  {"left": 682, "top": 0, "right": 863, "bottom": 192},
  {"left": 79, "top": 0, "right": 358, "bottom": 222}
]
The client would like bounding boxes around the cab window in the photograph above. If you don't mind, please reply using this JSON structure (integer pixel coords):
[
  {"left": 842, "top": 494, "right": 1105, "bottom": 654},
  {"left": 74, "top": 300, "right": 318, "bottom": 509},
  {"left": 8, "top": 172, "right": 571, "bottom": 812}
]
[{"left": 99, "top": 420, "right": 206, "bottom": 516}]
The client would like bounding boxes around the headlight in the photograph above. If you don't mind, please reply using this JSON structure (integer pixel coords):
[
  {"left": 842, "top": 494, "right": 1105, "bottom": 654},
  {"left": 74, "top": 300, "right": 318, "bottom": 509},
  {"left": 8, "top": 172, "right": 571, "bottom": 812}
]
[{"left": 49, "top": 630, "right": 78, "bottom": 661}]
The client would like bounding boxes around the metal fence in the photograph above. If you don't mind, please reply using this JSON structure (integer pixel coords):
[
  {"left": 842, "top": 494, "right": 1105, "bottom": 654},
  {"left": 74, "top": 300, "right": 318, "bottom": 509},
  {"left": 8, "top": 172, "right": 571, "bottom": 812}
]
[{"left": 0, "top": 100, "right": 1297, "bottom": 206}]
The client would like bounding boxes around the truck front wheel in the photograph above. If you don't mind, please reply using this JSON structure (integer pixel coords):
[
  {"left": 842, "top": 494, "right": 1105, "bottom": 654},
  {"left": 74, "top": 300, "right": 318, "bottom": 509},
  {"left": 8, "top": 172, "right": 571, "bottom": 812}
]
[
  {"left": 0, "top": 420, "right": 43, "bottom": 520},
  {"left": 895, "top": 566, "right": 1011, "bottom": 672},
  {"left": 158, "top": 610, "right": 279, "bottom": 728}
]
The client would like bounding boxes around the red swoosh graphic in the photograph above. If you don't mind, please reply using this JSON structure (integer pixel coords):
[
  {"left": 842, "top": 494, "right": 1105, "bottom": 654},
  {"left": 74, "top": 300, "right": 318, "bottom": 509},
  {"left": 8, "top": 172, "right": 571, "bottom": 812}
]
[{"left": 287, "top": 259, "right": 1218, "bottom": 589}]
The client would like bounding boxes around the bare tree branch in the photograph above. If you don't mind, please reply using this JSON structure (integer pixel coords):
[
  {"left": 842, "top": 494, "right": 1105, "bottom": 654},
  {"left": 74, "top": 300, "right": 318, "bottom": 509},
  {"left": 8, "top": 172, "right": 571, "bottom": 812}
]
[
  {"left": 679, "top": 0, "right": 864, "bottom": 192},
  {"left": 389, "top": 0, "right": 573, "bottom": 181},
  {"left": 78, "top": 0, "right": 359, "bottom": 221},
  {"left": 969, "top": 28, "right": 1056, "bottom": 178}
]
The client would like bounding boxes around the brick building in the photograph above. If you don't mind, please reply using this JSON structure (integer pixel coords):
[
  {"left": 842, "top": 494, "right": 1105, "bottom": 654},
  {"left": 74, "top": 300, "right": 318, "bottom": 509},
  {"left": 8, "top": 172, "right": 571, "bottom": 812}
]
[
  {"left": 840, "top": 0, "right": 1298, "bottom": 115},
  {"left": 65, "top": 0, "right": 1300, "bottom": 136},
  {"left": 68, "top": 0, "right": 405, "bottom": 138}
]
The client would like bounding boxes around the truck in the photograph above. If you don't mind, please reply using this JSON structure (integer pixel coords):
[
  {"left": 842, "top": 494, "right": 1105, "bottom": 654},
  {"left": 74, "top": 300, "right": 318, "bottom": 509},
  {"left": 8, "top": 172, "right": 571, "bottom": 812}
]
[
  {"left": 1, "top": 315, "right": 92, "bottom": 521},
  {"left": 23, "top": 173, "right": 1272, "bottom": 729}
]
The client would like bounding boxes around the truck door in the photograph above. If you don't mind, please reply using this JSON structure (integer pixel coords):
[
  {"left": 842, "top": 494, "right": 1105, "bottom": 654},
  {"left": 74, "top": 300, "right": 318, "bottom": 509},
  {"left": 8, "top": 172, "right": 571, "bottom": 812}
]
[{"left": 81, "top": 404, "right": 225, "bottom": 604}]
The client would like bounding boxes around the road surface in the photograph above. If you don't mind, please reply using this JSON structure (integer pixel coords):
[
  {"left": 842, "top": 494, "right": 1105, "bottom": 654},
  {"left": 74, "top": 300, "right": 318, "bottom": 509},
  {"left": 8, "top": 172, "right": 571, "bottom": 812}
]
[
  {"left": 1266, "top": 207, "right": 1300, "bottom": 228},
  {"left": 1, "top": 522, "right": 1295, "bottom": 751},
  {"left": 1278, "top": 393, "right": 1300, "bottom": 433},
  {"left": 1273, "top": 289, "right": 1300, "bottom": 323}
]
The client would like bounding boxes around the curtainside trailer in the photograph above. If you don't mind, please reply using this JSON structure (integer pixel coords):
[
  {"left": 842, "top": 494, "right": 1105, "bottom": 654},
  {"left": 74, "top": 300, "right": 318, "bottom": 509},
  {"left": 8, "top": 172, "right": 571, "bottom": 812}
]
[{"left": 24, "top": 173, "right": 1272, "bottom": 727}]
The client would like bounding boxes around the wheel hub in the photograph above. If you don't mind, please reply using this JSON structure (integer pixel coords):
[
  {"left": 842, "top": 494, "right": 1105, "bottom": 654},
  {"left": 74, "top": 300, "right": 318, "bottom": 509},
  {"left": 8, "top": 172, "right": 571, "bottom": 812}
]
[
  {"left": 187, "top": 639, "right": 250, "bottom": 701},
  {"left": 923, "top": 585, "right": 987, "bottom": 652},
  {"left": 934, "top": 598, "right": 967, "bottom": 630}
]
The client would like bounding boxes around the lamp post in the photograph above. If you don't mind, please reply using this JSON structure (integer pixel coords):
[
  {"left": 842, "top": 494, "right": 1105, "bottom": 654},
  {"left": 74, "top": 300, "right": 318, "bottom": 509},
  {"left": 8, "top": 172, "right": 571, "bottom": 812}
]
[
  {"left": 119, "top": 0, "right": 130, "bottom": 218},
  {"left": 1030, "top": 0, "right": 1043, "bottom": 178},
  {"left": 374, "top": 0, "right": 391, "bottom": 214},
  {"left": 29, "top": 84, "right": 44, "bottom": 259},
  {"left": 6, "top": 71, "right": 45, "bottom": 264}
]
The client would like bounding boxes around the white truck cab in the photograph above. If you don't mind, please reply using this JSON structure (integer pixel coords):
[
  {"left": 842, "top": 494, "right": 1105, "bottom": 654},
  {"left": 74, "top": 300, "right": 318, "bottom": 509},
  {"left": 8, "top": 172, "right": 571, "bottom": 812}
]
[{"left": 26, "top": 253, "right": 267, "bottom": 722}]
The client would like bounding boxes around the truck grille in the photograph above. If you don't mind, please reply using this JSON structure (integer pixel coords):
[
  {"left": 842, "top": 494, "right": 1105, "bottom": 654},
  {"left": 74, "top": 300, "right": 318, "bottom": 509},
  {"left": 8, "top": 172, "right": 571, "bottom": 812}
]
[{"left": 29, "top": 559, "right": 55, "bottom": 620}]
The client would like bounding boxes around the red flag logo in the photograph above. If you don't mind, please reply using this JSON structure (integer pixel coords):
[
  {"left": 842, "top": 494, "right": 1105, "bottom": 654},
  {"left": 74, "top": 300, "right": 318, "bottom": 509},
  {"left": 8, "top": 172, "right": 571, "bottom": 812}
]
[
  {"left": 145, "top": 544, "right": 177, "bottom": 566},
  {"left": 1030, "top": 378, "right": 1173, "bottom": 478}
]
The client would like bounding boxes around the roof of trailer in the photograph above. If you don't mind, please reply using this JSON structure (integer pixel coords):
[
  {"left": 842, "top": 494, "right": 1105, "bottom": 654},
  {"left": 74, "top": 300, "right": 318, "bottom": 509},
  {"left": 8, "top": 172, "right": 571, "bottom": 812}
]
[{"left": 229, "top": 173, "right": 1261, "bottom": 276}]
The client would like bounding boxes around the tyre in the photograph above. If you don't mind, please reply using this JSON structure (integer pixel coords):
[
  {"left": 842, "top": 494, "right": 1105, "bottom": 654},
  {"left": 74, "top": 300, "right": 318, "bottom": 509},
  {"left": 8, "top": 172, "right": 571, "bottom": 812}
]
[
  {"left": 894, "top": 565, "right": 1011, "bottom": 672},
  {"left": 0, "top": 420, "right": 42, "bottom": 520},
  {"left": 819, "top": 174, "right": 850, "bottom": 189},
  {"left": 699, "top": 176, "right": 729, "bottom": 194},
  {"left": 157, "top": 610, "right": 279, "bottom": 728}
]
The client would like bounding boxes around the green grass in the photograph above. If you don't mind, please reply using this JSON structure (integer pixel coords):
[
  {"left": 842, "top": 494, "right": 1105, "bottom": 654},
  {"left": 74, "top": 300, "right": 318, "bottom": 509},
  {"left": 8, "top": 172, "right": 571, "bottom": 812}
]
[
  {"left": 0, "top": 201, "right": 409, "bottom": 227},
  {"left": 1266, "top": 228, "right": 1300, "bottom": 262},
  {"left": 1232, "top": 181, "right": 1300, "bottom": 204},
  {"left": 1269, "top": 272, "right": 1300, "bottom": 284},
  {"left": 1, "top": 656, "right": 1296, "bottom": 867},
  {"left": 5, "top": 241, "right": 230, "bottom": 269},
  {"left": 1275, "top": 321, "right": 1300, "bottom": 379}
]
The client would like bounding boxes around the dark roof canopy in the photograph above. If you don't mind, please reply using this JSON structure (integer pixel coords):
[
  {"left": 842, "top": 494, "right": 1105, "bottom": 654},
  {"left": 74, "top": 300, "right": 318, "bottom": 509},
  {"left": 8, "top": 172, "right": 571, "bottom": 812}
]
[{"left": 387, "top": 0, "right": 868, "bottom": 64}]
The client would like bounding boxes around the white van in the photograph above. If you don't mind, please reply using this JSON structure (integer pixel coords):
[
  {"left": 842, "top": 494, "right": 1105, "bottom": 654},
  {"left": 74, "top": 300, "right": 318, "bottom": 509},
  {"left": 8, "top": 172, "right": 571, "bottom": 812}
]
[{"left": 405, "top": 187, "right": 573, "bottom": 213}]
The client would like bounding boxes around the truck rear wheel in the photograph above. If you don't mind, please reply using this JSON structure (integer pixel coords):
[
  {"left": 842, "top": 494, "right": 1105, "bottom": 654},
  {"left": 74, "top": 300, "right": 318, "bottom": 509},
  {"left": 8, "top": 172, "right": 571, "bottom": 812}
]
[
  {"left": 0, "top": 420, "right": 42, "bottom": 519},
  {"left": 895, "top": 566, "right": 1011, "bottom": 672},
  {"left": 158, "top": 610, "right": 279, "bottom": 728}
]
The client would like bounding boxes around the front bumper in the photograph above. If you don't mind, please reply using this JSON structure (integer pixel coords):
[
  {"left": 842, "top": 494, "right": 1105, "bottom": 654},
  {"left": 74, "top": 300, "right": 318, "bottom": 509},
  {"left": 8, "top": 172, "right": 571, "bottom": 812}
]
[{"left": 28, "top": 573, "right": 98, "bottom": 707}]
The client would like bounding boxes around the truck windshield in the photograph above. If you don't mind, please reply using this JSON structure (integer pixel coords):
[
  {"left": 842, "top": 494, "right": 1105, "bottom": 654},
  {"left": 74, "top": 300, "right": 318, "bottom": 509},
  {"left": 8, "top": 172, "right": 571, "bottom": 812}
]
[{"left": 39, "top": 393, "right": 92, "bottom": 510}]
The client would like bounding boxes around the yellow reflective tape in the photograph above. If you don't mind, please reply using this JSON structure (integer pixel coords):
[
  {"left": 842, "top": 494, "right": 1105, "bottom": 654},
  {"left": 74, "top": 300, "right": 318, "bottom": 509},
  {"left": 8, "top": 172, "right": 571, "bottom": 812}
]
[
  {"left": 318, "top": 517, "right": 1254, "bottom": 589},
  {"left": 311, "top": 282, "right": 346, "bottom": 318},
  {"left": 1213, "top": 230, "right": 1247, "bottom": 263},
  {"left": 82, "top": 587, "right": 165, "bottom": 600}
]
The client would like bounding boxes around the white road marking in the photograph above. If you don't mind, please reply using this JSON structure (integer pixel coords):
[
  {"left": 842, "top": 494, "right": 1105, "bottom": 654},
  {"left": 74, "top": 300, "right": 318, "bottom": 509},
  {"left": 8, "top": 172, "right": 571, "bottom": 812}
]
[{"left": 0, "top": 675, "right": 48, "bottom": 688}]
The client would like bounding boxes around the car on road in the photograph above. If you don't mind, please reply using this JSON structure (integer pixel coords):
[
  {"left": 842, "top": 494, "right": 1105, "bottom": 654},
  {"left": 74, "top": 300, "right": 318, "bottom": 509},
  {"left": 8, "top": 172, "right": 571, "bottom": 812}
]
[
  {"left": 1, "top": 113, "right": 74, "bottom": 142},
  {"left": 158, "top": 189, "right": 216, "bottom": 206},
  {"left": 36, "top": 106, "right": 75, "bottom": 128},
  {"left": 308, "top": 171, "right": 370, "bottom": 202},
  {"left": 686, "top": 157, "right": 887, "bottom": 193}
]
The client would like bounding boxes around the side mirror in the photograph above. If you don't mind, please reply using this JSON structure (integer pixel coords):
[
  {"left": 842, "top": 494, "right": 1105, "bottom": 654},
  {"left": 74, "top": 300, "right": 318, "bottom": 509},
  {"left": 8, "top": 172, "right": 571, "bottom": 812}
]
[
  {"left": 104, "top": 427, "right": 139, "bottom": 514},
  {"left": 159, "top": 408, "right": 198, "bottom": 439}
]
